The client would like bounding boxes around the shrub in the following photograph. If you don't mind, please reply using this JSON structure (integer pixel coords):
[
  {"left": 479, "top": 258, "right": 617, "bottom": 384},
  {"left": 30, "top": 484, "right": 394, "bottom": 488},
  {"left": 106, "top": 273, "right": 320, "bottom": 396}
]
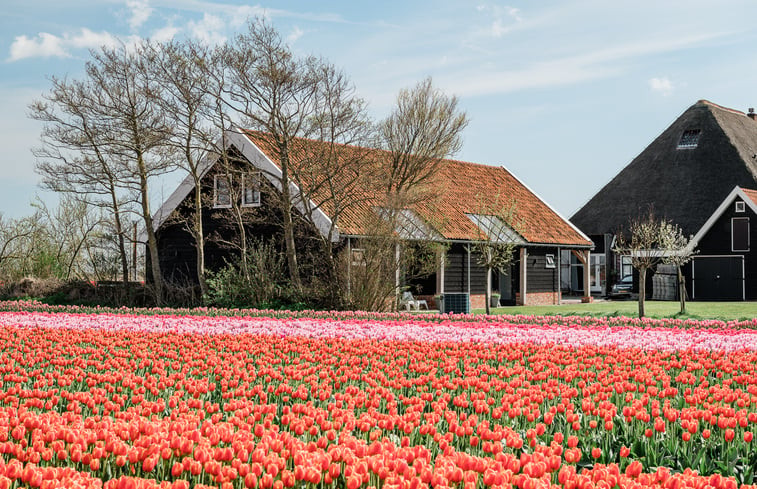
[{"left": 203, "top": 240, "right": 293, "bottom": 309}]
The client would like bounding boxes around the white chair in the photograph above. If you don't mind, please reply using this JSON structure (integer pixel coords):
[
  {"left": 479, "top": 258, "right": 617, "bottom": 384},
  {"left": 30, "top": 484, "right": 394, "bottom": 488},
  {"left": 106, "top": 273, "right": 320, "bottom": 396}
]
[{"left": 401, "top": 291, "right": 428, "bottom": 311}]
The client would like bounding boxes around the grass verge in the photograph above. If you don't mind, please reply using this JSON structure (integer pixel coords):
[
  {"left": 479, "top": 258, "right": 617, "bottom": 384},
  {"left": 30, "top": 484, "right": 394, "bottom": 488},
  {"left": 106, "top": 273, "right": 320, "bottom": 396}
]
[{"left": 474, "top": 300, "right": 757, "bottom": 321}]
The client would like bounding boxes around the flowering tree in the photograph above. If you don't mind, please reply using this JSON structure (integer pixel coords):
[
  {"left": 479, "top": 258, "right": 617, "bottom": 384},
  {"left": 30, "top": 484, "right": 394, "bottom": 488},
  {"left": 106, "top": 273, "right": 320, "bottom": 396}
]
[
  {"left": 659, "top": 221, "right": 696, "bottom": 314},
  {"left": 613, "top": 208, "right": 667, "bottom": 318}
]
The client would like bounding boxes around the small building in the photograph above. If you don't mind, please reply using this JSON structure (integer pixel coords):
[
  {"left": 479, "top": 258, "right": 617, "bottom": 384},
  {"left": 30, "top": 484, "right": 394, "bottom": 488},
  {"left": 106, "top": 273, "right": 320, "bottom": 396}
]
[
  {"left": 150, "top": 130, "right": 593, "bottom": 308},
  {"left": 687, "top": 186, "right": 757, "bottom": 300},
  {"left": 571, "top": 100, "right": 757, "bottom": 300}
]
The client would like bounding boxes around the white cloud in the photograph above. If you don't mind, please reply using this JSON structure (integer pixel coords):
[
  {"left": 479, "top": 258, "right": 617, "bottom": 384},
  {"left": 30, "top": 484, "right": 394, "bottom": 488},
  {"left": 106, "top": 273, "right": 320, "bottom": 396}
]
[
  {"left": 7, "top": 28, "right": 141, "bottom": 62},
  {"left": 68, "top": 28, "right": 122, "bottom": 50},
  {"left": 8, "top": 33, "right": 68, "bottom": 62},
  {"left": 151, "top": 24, "right": 180, "bottom": 43},
  {"left": 187, "top": 13, "right": 227, "bottom": 45},
  {"left": 649, "top": 76, "right": 674, "bottom": 96},
  {"left": 436, "top": 33, "right": 717, "bottom": 99},
  {"left": 287, "top": 26, "right": 304, "bottom": 44},
  {"left": 126, "top": 0, "right": 154, "bottom": 31}
]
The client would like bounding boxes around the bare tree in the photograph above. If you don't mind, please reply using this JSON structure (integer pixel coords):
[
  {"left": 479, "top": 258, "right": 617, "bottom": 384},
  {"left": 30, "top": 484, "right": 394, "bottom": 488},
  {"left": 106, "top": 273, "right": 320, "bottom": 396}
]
[
  {"left": 146, "top": 40, "right": 217, "bottom": 295},
  {"left": 346, "top": 217, "right": 445, "bottom": 312},
  {"left": 363, "top": 77, "right": 468, "bottom": 309},
  {"left": 83, "top": 43, "right": 174, "bottom": 303},
  {"left": 32, "top": 196, "right": 106, "bottom": 280},
  {"left": 218, "top": 19, "right": 321, "bottom": 291},
  {"left": 381, "top": 77, "right": 468, "bottom": 203},
  {"left": 659, "top": 221, "right": 696, "bottom": 315},
  {"left": 31, "top": 75, "right": 133, "bottom": 289},
  {"left": 282, "top": 63, "right": 376, "bottom": 304},
  {"left": 613, "top": 208, "right": 669, "bottom": 318},
  {"left": 469, "top": 194, "right": 522, "bottom": 314},
  {"left": 0, "top": 213, "right": 39, "bottom": 281}
]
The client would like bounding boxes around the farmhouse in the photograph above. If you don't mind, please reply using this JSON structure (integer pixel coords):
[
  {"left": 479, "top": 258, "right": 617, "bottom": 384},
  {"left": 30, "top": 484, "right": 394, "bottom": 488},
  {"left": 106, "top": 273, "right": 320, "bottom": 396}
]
[
  {"left": 150, "top": 130, "right": 592, "bottom": 309},
  {"left": 571, "top": 100, "right": 757, "bottom": 300}
]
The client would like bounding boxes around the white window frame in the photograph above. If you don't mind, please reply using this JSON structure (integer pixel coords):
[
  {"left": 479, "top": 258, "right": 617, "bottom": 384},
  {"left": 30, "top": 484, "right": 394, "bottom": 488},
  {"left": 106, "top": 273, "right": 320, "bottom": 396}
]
[
  {"left": 241, "top": 172, "right": 262, "bottom": 208},
  {"left": 620, "top": 255, "right": 633, "bottom": 279},
  {"left": 545, "top": 254, "right": 556, "bottom": 269},
  {"left": 736, "top": 201, "right": 746, "bottom": 213},
  {"left": 213, "top": 174, "right": 232, "bottom": 209},
  {"left": 731, "top": 217, "right": 750, "bottom": 252}
]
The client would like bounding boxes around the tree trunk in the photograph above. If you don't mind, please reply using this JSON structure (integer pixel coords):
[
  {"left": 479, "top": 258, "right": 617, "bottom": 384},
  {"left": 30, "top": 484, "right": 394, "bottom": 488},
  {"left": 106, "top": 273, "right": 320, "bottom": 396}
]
[
  {"left": 192, "top": 181, "right": 207, "bottom": 296},
  {"left": 638, "top": 268, "right": 646, "bottom": 318},
  {"left": 678, "top": 265, "right": 686, "bottom": 315},
  {"left": 485, "top": 266, "right": 491, "bottom": 315},
  {"left": 231, "top": 203, "right": 250, "bottom": 281},
  {"left": 137, "top": 155, "right": 163, "bottom": 305},
  {"left": 279, "top": 144, "right": 302, "bottom": 291},
  {"left": 112, "top": 201, "right": 129, "bottom": 292},
  {"left": 105, "top": 170, "right": 130, "bottom": 295}
]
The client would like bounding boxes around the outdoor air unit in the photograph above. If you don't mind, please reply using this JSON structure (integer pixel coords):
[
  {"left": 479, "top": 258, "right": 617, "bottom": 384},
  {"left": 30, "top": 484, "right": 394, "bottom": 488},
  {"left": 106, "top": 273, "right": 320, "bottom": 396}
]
[{"left": 442, "top": 293, "right": 470, "bottom": 314}]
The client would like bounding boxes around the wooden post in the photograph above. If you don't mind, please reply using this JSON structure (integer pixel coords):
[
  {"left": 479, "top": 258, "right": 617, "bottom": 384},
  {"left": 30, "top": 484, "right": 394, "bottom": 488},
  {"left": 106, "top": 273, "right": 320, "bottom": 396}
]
[
  {"left": 570, "top": 249, "right": 593, "bottom": 303},
  {"left": 132, "top": 222, "right": 138, "bottom": 281},
  {"left": 466, "top": 246, "right": 471, "bottom": 295},
  {"left": 436, "top": 249, "right": 445, "bottom": 295},
  {"left": 583, "top": 250, "right": 591, "bottom": 303},
  {"left": 346, "top": 237, "right": 352, "bottom": 298},
  {"left": 557, "top": 247, "right": 562, "bottom": 304},
  {"left": 519, "top": 248, "right": 527, "bottom": 305},
  {"left": 395, "top": 243, "right": 401, "bottom": 309}
]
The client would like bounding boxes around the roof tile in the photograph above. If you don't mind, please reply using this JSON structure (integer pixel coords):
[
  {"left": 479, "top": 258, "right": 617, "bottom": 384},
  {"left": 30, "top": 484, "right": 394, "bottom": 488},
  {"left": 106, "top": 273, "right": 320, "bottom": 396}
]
[{"left": 244, "top": 131, "right": 591, "bottom": 247}]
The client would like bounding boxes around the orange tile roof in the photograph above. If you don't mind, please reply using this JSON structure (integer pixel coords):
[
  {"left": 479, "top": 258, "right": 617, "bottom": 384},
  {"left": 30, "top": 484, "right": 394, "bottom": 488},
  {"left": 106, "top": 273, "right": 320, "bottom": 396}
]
[
  {"left": 243, "top": 131, "right": 591, "bottom": 247},
  {"left": 742, "top": 188, "right": 757, "bottom": 207}
]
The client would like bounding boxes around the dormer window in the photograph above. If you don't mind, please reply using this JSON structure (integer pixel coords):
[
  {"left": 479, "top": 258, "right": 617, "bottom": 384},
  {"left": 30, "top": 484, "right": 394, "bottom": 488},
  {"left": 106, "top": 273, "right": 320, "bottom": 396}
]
[
  {"left": 213, "top": 175, "right": 232, "bottom": 208},
  {"left": 736, "top": 201, "right": 746, "bottom": 213},
  {"left": 677, "top": 129, "right": 701, "bottom": 149},
  {"left": 242, "top": 172, "right": 261, "bottom": 207}
]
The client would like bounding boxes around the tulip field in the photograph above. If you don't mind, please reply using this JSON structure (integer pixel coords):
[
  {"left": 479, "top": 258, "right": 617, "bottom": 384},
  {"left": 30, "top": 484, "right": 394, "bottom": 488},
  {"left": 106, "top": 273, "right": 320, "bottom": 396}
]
[{"left": 2, "top": 304, "right": 757, "bottom": 488}]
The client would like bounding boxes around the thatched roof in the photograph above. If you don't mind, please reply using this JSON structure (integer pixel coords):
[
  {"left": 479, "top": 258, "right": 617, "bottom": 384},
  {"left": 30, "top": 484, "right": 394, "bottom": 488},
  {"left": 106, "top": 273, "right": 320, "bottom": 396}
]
[{"left": 571, "top": 100, "right": 757, "bottom": 236}]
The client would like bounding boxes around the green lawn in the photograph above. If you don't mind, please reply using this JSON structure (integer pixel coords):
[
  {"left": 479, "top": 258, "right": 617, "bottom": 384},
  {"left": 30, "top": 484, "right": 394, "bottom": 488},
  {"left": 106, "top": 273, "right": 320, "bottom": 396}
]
[{"left": 473, "top": 300, "right": 757, "bottom": 321}]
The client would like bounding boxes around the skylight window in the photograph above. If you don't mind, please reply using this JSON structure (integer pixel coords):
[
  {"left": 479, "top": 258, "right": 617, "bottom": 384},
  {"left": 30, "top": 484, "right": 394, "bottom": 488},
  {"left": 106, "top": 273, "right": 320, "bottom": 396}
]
[
  {"left": 677, "top": 129, "right": 701, "bottom": 150},
  {"left": 466, "top": 213, "right": 524, "bottom": 244},
  {"left": 377, "top": 208, "right": 441, "bottom": 240}
]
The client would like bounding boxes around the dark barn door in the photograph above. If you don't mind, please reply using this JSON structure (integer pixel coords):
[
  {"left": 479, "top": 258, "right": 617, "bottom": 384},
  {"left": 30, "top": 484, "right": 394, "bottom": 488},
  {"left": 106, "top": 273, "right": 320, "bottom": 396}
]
[{"left": 692, "top": 256, "right": 744, "bottom": 301}]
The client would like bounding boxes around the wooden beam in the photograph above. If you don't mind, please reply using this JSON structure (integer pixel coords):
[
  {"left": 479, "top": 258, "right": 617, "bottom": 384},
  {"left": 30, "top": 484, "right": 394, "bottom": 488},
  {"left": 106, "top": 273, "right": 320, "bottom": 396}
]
[
  {"left": 436, "top": 249, "right": 445, "bottom": 295},
  {"left": 519, "top": 248, "right": 527, "bottom": 305},
  {"left": 346, "top": 237, "right": 352, "bottom": 298},
  {"left": 571, "top": 249, "right": 588, "bottom": 266},
  {"left": 583, "top": 250, "right": 591, "bottom": 302}
]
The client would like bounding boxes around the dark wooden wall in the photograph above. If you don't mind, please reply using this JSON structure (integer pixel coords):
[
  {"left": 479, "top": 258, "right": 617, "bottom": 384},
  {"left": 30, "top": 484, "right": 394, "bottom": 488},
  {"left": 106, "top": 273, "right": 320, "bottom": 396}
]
[
  {"left": 153, "top": 152, "right": 330, "bottom": 287},
  {"left": 694, "top": 196, "right": 757, "bottom": 300},
  {"left": 443, "top": 243, "right": 489, "bottom": 294},
  {"left": 525, "top": 247, "right": 559, "bottom": 293}
]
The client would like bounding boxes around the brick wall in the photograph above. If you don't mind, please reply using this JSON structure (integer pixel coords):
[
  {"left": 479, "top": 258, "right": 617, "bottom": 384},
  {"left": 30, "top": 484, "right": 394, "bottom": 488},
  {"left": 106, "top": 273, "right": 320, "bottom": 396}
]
[
  {"left": 516, "top": 291, "right": 560, "bottom": 305},
  {"left": 470, "top": 294, "right": 487, "bottom": 310}
]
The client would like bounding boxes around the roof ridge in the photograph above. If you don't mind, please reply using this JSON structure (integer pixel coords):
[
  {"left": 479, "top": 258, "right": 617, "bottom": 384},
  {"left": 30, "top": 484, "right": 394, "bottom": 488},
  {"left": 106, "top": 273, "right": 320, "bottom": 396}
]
[
  {"left": 698, "top": 99, "right": 748, "bottom": 117},
  {"left": 243, "top": 128, "right": 505, "bottom": 171}
]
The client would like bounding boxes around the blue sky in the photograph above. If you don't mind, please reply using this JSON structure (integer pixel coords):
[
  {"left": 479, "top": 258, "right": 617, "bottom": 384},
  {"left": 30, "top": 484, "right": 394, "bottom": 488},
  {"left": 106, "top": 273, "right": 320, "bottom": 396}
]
[{"left": 3, "top": 0, "right": 757, "bottom": 220}]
